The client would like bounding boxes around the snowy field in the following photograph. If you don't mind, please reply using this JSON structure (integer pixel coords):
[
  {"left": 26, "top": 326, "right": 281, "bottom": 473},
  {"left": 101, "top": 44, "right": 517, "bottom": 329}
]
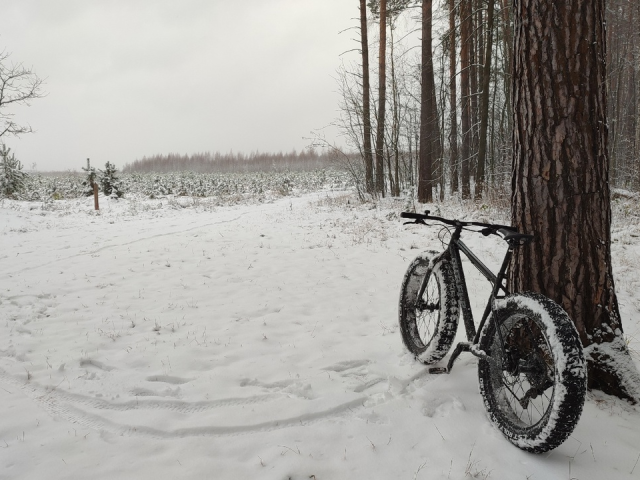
[{"left": 0, "top": 190, "right": 639, "bottom": 480}]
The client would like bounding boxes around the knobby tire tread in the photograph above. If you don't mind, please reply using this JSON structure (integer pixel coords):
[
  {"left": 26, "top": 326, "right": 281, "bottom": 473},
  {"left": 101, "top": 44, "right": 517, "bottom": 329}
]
[
  {"left": 398, "top": 251, "right": 459, "bottom": 364},
  {"left": 477, "top": 292, "right": 587, "bottom": 453}
]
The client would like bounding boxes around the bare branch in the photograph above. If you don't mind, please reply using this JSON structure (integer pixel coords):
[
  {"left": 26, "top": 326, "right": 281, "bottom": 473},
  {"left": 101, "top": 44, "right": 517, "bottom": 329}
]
[{"left": 0, "top": 50, "right": 45, "bottom": 139}]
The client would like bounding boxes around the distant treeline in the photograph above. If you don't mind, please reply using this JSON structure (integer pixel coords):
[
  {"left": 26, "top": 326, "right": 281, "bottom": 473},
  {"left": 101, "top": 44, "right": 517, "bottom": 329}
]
[{"left": 122, "top": 149, "right": 336, "bottom": 173}]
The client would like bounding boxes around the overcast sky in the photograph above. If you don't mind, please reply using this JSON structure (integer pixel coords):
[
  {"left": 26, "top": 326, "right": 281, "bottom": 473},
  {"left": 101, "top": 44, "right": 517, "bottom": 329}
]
[{"left": 1, "top": 0, "right": 359, "bottom": 171}]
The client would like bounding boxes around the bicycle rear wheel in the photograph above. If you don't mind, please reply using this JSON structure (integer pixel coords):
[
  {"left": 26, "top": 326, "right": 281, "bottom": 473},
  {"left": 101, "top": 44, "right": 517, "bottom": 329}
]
[
  {"left": 398, "top": 251, "right": 459, "bottom": 364},
  {"left": 477, "top": 292, "right": 586, "bottom": 453}
]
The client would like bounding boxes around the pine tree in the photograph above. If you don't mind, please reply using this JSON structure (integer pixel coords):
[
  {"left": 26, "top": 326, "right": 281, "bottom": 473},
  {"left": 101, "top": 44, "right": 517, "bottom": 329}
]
[
  {"left": 0, "top": 144, "right": 27, "bottom": 198},
  {"left": 81, "top": 163, "right": 98, "bottom": 197},
  {"left": 510, "top": 0, "right": 640, "bottom": 401},
  {"left": 99, "top": 162, "right": 124, "bottom": 198}
]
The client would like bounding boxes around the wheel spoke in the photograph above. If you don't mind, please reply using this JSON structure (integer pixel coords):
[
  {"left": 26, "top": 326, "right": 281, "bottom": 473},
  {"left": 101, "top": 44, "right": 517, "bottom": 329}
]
[
  {"left": 478, "top": 294, "right": 587, "bottom": 452},
  {"left": 415, "top": 275, "right": 439, "bottom": 345},
  {"left": 490, "top": 314, "right": 555, "bottom": 428},
  {"left": 399, "top": 255, "right": 459, "bottom": 364}
]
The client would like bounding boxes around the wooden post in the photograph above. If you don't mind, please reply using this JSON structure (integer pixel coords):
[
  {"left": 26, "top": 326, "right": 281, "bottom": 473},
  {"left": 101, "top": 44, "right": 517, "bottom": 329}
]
[{"left": 87, "top": 158, "right": 99, "bottom": 210}]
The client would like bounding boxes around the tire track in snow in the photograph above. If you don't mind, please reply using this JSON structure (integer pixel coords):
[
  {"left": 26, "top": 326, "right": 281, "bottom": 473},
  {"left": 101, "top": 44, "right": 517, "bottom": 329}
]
[
  {"left": 0, "top": 366, "right": 367, "bottom": 438},
  {"left": 5, "top": 212, "right": 251, "bottom": 276},
  {"left": 37, "top": 392, "right": 367, "bottom": 439},
  {"left": 0, "top": 367, "right": 281, "bottom": 413}
]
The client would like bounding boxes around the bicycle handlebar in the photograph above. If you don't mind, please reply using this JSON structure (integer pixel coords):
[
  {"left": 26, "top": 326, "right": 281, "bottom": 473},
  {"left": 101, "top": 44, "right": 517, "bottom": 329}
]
[
  {"left": 400, "top": 210, "right": 512, "bottom": 230},
  {"left": 400, "top": 210, "right": 534, "bottom": 244}
]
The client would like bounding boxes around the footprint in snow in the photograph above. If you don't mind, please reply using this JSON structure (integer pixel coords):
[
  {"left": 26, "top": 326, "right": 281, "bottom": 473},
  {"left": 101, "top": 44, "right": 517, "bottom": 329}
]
[
  {"left": 322, "top": 359, "right": 386, "bottom": 394},
  {"left": 239, "top": 377, "right": 315, "bottom": 399},
  {"left": 146, "top": 375, "right": 192, "bottom": 385},
  {"left": 422, "top": 396, "right": 466, "bottom": 418},
  {"left": 322, "top": 359, "right": 370, "bottom": 372},
  {"left": 80, "top": 358, "right": 115, "bottom": 371}
]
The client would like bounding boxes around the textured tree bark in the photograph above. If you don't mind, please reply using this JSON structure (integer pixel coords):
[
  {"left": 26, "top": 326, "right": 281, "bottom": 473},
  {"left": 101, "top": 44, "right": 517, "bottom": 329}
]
[
  {"left": 375, "top": 0, "right": 387, "bottom": 196},
  {"left": 510, "top": 0, "right": 640, "bottom": 401},
  {"left": 449, "top": 0, "right": 459, "bottom": 194},
  {"left": 418, "top": 0, "right": 440, "bottom": 203},
  {"left": 636, "top": 2, "right": 640, "bottom": 187},
  {"left": 459, "top": 0, "right": 472, "bottom": 199},
  {"left": 360, "top": 0, "right": 375, "bottom": 194},
  {"left": 500, "top": 0, "right": 513, "bottom": 157},
  {"left": 637, "top": 63, "right": 640, "bottom": 187},
  {"left": 475, "top": 0, "right": 495, "bottom": 201}
]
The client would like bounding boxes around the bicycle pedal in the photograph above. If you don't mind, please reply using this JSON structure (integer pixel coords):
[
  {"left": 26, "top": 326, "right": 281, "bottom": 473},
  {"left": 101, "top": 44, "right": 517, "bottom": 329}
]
[{"left": 428, "top": 367, "right": 448, "bottom": 374}]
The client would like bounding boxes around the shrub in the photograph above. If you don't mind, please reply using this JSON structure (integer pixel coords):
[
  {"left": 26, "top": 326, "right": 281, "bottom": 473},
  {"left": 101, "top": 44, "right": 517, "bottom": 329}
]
[
  {"left": 82, "top": 163, "right": 98, "bottom": 197},
  {"left": 0, "top": 144, "right": 27, "bottom": 198},
  {"left": 99, "top": 162, "right": 124, "bottom": 198}
]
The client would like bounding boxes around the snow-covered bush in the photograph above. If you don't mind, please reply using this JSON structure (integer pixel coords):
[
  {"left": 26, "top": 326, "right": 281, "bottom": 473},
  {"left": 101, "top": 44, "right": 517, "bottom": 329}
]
[
  {"left": 16, "top": 168, "right": 354, "bottom": 202},
  {"left": 0, "top": 144, "right": 27, "bottom": 198},
  {"left": 99, "top": 162, "right": 124, "bottom": 198},
  {"left": 82, "top": 163, "right": 98, "bottom": 197}
]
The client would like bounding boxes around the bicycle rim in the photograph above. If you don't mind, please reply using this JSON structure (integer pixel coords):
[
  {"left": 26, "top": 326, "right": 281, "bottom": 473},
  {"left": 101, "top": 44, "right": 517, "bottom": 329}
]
[
  {"left": 487, "top": 314, "right": 555, "bottom": 429},
  {"left": 414, "top": 273, "right": 441, "bottom": 348}
]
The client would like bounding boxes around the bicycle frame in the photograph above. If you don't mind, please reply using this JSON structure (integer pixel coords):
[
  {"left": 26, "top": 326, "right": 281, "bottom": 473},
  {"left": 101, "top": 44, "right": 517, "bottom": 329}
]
[{"left": 420, "top": 223, "right": 516, "bottom": 373}]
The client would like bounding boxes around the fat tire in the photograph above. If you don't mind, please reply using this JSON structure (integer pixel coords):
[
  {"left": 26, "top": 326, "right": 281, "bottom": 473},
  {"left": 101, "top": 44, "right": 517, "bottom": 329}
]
[
  {"left": 398, "top": 251, "right": 459, "bottom": 364},
  {"left": 477, "top": 292, "right": 587, "bottom": 453}
]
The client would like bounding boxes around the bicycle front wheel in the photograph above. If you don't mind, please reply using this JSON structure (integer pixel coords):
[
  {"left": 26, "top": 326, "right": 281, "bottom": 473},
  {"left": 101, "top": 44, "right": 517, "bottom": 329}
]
[
  {"left": 477, "top": 292, "right": 586, "bottom": 453},
  {"left": 398, "top": 251, "right": 459, "bottom": 364}
]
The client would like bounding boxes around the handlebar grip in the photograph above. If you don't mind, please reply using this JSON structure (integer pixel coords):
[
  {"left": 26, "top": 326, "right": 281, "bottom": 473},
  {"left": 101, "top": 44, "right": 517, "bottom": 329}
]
[{"left": 400, "top": 211, "right": 430, "bottom": 219}]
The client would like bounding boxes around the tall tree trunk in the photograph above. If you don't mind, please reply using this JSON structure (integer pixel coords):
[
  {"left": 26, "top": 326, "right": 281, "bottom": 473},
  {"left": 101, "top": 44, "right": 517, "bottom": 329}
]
[
  {"left": 510, "top": 0, "right": 640, "bottom": 402},
  {"left": 360, "top": 0, "right": 375, "bottom": 194},
  {"left": 394, "top": 148, "right": 400, "bottom": 195},
  {"left": 475, "top": 0, "right": 495, "bottom": 201},
  {"left": 469, "top": 1, "right": 479, "bottom": 186},
  {"left": 390, "top": 22, "right": 401, "bottom": 197},
  {"left": 500, "top": 0, "right": 512, "bottom": 76},
  {"left": 449, "top": 0, "right": 459, "bottom": 195},
  {"left": 477, "top": 0, "right": 484, "bottom": 97},
  {"left": 606, "top": 0, "right": 619, "bottom": 186},
  {"left": 386, "top": 144, "right": 395, "bottom": 195},
  {"left": 490, "top": 79, "right": 497, "bottom": 184},
  {"left": 460, "top": 0, "right": 472, "bottom": 198},
  {"left": 636, "top": 58, "right": 640, "bottom": 188},
  {"left": 407, "top": 124, "right": 414, "bottom": 187},
  {"left": 375, "top": 0, "right": 387, "bottom": 196},
  {"left": 500, "top": 0, "right": 513, "bottom": 171},
  {"left": 434, "top": 37, "right": 444, "bottom": 202},
  {"left": 635, "top": 2, "right": 640, "bottom": 188},
  {"left": 418, "top": 0, "right": 436, "bottom": 202}
]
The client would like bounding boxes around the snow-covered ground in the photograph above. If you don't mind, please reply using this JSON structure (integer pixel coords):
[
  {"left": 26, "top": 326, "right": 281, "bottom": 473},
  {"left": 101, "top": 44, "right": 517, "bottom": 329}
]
[{"left": 1, "top": 191, "right": 639, "bottom": 480}]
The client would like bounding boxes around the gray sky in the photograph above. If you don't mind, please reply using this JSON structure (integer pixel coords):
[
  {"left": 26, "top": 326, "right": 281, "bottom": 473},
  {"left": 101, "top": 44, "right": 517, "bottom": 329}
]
[{"left": 2, "top": 0, "right": 358, "bottom": 171}]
